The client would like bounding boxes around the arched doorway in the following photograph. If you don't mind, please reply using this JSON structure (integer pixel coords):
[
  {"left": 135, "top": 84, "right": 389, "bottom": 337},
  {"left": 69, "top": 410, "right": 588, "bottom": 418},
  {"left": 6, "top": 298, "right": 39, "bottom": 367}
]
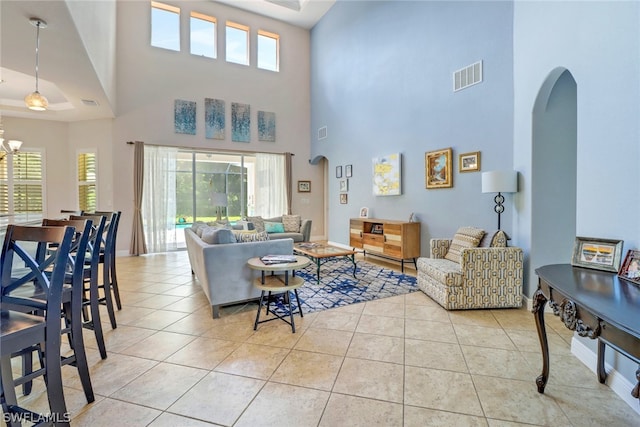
[{"left": 529, "top": 68, "right": 577, "bottom": 282}]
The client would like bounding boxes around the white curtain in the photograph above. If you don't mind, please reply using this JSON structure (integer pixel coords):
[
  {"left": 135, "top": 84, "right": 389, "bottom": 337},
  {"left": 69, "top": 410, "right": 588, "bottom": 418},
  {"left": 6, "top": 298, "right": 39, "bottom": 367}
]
[
  {"left": 142, "top": 145, "right": 178, "bottom": 253},
  {"left": 254, "top": 153, "right": 287, "bottom": 217}
]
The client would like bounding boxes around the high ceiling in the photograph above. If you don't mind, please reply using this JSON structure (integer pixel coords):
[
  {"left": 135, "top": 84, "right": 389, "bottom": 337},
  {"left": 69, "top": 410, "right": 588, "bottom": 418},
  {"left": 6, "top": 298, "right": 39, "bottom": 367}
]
[{"left": 0, "top": 0, "right": 334, "bottom": 123}]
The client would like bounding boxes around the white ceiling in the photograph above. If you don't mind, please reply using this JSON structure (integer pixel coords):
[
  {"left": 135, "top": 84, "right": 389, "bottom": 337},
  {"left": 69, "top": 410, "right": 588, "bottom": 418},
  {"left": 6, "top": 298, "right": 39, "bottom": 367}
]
[{"left": 0, "top": 0, "right": 334, "bottom": 123}]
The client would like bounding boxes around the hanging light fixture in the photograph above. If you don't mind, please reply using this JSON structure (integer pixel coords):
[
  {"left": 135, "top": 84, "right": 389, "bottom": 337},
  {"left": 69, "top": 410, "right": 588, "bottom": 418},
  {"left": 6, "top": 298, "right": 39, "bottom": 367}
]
[
  {"left": 0, "top": 114, "right": 23, "bottom": 161},
  {"left": 24, "top": 18, "right": 48, "bottom": 111}
]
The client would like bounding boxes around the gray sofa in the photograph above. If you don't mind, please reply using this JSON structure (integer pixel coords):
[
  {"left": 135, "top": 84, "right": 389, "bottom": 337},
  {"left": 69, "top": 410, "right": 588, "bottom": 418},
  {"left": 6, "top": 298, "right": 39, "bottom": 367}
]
[
  {"left": 184, "top": 226, "right": 294, "bottom": 318},
  {"left": 249, "top": 215, "right": 312, "bottom": 242}
]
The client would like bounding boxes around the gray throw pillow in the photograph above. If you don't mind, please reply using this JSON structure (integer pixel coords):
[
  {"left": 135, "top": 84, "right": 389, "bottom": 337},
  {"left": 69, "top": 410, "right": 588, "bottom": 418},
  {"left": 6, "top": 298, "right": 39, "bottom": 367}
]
[{"left": 201, "top": 227, "right": 236, "bottom": 244}]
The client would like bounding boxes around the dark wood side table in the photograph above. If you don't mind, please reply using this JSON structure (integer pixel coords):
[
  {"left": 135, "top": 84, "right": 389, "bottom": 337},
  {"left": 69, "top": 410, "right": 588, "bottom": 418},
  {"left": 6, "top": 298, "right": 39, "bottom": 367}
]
[{"left": 533, "top": 264, "right": 640, "bottom": 403}]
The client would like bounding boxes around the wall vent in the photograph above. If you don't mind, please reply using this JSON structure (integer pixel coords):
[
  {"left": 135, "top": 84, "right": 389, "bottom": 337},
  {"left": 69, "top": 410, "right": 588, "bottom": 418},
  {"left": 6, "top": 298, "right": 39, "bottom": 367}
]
[
  {"left": 453, "top": 60, "right": 483, "bottom": 92},
  {"left": 317, "top": 126, "right": 327, "bottom": 140}
]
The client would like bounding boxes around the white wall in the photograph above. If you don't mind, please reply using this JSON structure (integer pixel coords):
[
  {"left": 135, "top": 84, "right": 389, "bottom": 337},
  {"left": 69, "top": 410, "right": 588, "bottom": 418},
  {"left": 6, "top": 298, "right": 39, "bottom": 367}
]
[{"left": 105, "top": 0, "right": 322, "bottom": 251}]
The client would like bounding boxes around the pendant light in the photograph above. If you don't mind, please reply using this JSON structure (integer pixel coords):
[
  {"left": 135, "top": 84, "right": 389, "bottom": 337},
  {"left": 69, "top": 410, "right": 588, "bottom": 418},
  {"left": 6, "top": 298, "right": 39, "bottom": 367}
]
[{"left": 24, "top": 18, "right": 48, "bottom": 111}]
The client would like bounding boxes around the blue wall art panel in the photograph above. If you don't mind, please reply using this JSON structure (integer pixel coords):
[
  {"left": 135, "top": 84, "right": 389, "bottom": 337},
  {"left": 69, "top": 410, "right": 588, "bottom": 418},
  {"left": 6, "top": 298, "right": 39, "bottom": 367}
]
[
  {"left": 258, "top": 111, "right": 276, "bottom": 142},
  {"left": 231, "top": 102, "right": 251, "bottom": 142},
  {"left": 205, "top": 98, "right": 225, "bottom": 140},
  {"left": 174, "top": 99, "right": 196, "bottom": 135}
]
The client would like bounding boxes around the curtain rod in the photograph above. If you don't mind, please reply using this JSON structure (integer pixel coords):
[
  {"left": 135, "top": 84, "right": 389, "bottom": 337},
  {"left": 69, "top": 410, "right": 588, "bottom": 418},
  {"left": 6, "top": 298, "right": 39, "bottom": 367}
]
[{"left": 125, "top": 141, "right": 293, "bottom": 156}]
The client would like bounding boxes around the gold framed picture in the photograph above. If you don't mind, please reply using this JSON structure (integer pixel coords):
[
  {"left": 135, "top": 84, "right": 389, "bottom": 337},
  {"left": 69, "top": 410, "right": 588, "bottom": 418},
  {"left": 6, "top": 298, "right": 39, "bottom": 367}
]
[
  {"left": 459, "top": 151, "right": 480, "bottom": 172},
  {"left": 297, "top": 180, "right": 311, "bottom": 192},
  {"left": 425, "top": 148, "right": 452, "bottom": 189}
]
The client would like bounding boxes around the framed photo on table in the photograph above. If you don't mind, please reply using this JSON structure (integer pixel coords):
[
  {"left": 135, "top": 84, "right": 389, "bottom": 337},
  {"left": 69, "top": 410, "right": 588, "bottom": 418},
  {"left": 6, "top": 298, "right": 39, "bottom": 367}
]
[
  {"left": 571, "top": 237, "right": 624, "bottom": 272},
  {"left": 618, "top": 250, "right": 640, "bottom": 285},
  {"left": 297, "top": 180, "right": 311, "bottom": 192}
]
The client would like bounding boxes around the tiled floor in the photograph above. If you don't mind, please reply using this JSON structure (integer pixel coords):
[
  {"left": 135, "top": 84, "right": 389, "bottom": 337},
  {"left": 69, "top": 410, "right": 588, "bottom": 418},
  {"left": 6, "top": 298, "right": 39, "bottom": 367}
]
[{"left": 10, "top": 251, "right": 640, "bottom": 426}]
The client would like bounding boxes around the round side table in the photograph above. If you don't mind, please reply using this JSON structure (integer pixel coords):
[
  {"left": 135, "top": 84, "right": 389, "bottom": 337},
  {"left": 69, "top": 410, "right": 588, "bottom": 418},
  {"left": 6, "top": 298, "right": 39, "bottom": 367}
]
[{"left": 247, "top": 255, "right": 311, "bottom": 333}]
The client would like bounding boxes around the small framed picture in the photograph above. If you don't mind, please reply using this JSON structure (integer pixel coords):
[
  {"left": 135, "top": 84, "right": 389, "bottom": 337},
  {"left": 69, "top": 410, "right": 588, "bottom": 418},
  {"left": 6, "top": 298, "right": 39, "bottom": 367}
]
[
  {"left": 571, "top": 237, "right": 624, "bottom": 272},
  {"left": 297, "top": 180, "right": 311, "bottom": 192},
  {"left": 345, "top": 164, "right": 353, "bottom": 178},
  {"left": 459, "top": 151, "right": 480, "bottom": 172},
  {"left": 359, "top": 207, "right": 369, "bottom": 218},
  {"left": 336, "top": 165, "right": 343, "bottom": 178},
  {"left": 618, "top": 249, "right": 640, "bottom": 285},
  {"left": 340, "top": 193, "right": 348, "bottom": 204},
  {"left": 339, "top": 179, "right": 348, "bottom": 192}
]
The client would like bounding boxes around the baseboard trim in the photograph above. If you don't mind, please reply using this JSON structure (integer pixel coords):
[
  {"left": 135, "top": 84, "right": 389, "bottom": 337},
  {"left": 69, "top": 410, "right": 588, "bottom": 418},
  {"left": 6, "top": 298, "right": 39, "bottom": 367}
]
[{"left": 571, "top": 337, "right": 640, "bottom": 415}]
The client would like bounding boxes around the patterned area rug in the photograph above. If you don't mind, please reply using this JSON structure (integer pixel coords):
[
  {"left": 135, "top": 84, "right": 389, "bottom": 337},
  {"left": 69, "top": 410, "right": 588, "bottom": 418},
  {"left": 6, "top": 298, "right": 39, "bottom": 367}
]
[{"left": 268, "top": 258, "right": 418, "bottom": 315}]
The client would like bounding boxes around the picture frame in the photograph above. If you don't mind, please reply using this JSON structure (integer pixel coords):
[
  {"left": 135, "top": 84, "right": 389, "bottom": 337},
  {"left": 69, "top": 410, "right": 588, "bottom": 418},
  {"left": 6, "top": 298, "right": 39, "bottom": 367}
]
[
  {"left": 336, "top": 165, "right": 343, "bottom": 178},
  {"left": 297, "top": 180, "right": 311, "bottom": 193},
  {"left": 345, "top": 164, "right": 353, "bottom": 178},
  {"left": 339, "top": 179, "right": 348, "bottom": 192},
  {"left": 359, "top": 207, "right": 369, "bottom": 218},
  {"left": 459, "top": 151, "right": 480, "bottom": 172},
  {"left": 425, "top": 148, "right": 453, "bottom": 189},
  {"left": 340, "top": 193, "right": 348, "bottom": 204},
  {"left": 370, "top": 224, "right": 384, "bottom": 234},
  {"left": 571, "top": 237, "right": 624, "bottom": 272},
  {"left": 618, "top": 249, "right": 640, "bottom": 285}
]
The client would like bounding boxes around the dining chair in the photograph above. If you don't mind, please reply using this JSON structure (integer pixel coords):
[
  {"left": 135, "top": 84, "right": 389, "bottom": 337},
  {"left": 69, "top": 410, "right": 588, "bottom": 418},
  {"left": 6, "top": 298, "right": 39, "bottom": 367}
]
[
  {"left": 3, "top": 220, "right": 95, "bottom": 403},
  {"left": 72, "top": 213, "right": 118, "bottom": 329},
  {"left": 93, "top": 211, "right": 122, "bottom": 310},
  {"left": 0, "top": 224, "right": 77, "bottom": 427}
]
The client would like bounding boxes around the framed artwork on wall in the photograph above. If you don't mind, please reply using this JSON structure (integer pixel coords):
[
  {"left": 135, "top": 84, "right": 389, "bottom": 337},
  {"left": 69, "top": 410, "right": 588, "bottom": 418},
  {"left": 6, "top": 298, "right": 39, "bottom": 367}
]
[
  {"left": 339, "top": 179, "right": 348, "bottom": 192},
  {"left": 336, "top": 165, "right": 343, "bottom": 178},
  {"left": 345, "top": 164, "right": 353, "bottom": 178},
  {"left": 459, "top": 151, "right": 480, "bottom": 172},
  {"left": 297, "top": 180, "right": 311, "bottom": 192},
  {"left": 372, "top": 153, "right": 402, "bottom": 196},
  {"left": 571, "top": 237, "right": 624, "bottom": 272},
  {"left": 340, "top": 193, "right": 348, "bottom": 204},
  {"left": 425, "top": 148, "right": 452, "bottom": 189}
]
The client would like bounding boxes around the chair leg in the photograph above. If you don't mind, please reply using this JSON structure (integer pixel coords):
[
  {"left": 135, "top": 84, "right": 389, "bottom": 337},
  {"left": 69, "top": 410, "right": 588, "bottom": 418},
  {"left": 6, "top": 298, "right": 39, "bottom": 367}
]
[
  {"left": 64, "top": 301, "right": 94, "bottom": 403},
  {"left": 85, "top": 276, "right": 108, "bottom": 359},
  {"left": 100, "top": 267, "right": 117, "bottom": 329},
  {"left": 43, "top": 329, "right": 70, "bottom": 426},
  {"left": 110, "top": 258, "right": 122, "bottom": 310},
  {"left": 1, "top": 356, "right": 21, "bottom": 427}
]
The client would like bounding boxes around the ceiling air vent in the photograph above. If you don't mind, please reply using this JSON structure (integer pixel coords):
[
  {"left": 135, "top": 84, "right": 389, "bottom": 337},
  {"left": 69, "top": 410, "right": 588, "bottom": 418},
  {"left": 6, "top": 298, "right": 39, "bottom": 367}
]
[
  {"left": 317, "top": 126, "right": 327, "bottom": 140},
  {"left": 453, "top": 60, "right": 483, "bottom": 92},
  {"left": 81, "top": 99, "right": 99, "bottom": 107}
]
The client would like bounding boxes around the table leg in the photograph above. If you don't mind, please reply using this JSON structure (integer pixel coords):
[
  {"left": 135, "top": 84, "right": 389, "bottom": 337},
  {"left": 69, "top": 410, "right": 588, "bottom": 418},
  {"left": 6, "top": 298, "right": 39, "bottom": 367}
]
[
  {"left": 532, "top": 287, "right": 550, "bottom": 393},
  {"left": 347, "top": 254, "right": 357, "bottom": 278},
  {"left": 597, "top": 340, "right": 607, "bottom": 384},
  {"left": 254, "top": 291, "right": 265, "bottom": 330},
  {"left": 315, "top": 257, "right": 321, "bottom": 281}
]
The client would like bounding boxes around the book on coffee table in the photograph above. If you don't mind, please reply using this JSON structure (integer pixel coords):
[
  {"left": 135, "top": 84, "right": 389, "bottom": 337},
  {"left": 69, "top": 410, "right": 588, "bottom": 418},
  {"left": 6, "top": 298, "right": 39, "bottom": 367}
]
[{"left": 260, "top": 255, "right": 298, "bottom": 265}]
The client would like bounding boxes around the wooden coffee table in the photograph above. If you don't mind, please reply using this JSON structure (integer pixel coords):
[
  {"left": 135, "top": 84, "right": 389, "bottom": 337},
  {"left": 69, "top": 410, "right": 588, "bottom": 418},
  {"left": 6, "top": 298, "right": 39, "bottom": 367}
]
[{"left": 294, "top": 243, "right": 357, "bottom": 281}]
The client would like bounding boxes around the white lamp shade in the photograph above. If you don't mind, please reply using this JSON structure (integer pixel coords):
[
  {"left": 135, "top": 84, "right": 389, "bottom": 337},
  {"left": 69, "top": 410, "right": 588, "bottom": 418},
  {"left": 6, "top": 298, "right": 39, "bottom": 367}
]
[
  {"left": 211, "top": 192, "right": 228, "bottom": 207},
  {"left": 7, "top": 140, "right": 23, "bottom": 152},
  {"left": 482, "top": 170, "right": 518, "bottom": 193}
]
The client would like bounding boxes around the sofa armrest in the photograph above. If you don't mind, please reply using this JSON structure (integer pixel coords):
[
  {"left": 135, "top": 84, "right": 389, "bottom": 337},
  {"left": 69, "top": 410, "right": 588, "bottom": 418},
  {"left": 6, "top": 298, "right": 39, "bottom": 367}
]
[
  {"left": 430, "top": 239, "right": 451, "bottom": 259},
  {"left": 459, "top": 246, "right": 524, "bottom": 288},
  {"left": 300, "top": 219, "right": 312, "bottom": 242}
]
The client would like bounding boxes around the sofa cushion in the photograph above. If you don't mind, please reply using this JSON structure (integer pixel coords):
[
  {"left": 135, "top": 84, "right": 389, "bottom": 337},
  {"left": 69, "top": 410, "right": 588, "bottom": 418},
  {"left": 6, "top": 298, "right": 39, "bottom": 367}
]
[
  {"left": 282, "top": 215, "right": 301, "bottom": 233},
  {"left": 191, "top": 221, "right": 208, "bottom": 237},
  {"left": 235, "top": 230, "right": 270, "bottom": 243},
  {"left": 416, "top": 257, "right": 462, "bottom": 287},
  {"left": 444, "top": 226, "right": 485, "bottom": 264},
  {"left": 264, "top": 221, "right": 285, "bottom": 233},
  {"left": 247, "top": 216, "right": 265, "bottom": 233},
  {"left": 201, "top": 227, "right": 236, "bottom": 244}
]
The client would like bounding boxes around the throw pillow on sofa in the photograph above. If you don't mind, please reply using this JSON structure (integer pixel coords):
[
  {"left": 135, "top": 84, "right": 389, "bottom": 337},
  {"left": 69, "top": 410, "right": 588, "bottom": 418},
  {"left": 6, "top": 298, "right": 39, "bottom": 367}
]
[
  {"left": 444, "top": 226, "right": 485, "bottom": 264},
  {"left": 479, "top": 230, "right": 508, "bottom": 248},
  {"left": 234, "top": 230, "right": 270, "bottom": 243},
  {"left": 201, "top": 227, "right": 236, "bottom": 244},
  {"left": 247, "top": 216, "right": 265, "bottom": 233},
  {"left": 282, "top": 215, "right": 301, "bottom": 233},
  {"left": 264, "top": 221, "right": 285, "bottom": 233}
]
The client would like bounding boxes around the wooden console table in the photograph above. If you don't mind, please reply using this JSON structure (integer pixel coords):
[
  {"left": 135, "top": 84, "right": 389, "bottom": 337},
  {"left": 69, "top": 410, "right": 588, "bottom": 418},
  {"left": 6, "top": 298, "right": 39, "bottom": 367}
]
[
  {"left": 533, "top": 264, "right": 640, "bottom": 402},
  {"left": 349, "top": 218, "right": 420, "bottom": 272}
]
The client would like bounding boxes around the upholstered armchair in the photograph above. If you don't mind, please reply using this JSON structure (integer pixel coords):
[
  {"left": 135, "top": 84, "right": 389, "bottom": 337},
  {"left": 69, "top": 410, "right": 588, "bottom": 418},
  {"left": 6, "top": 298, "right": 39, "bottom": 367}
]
[{"left": 416, "top": 229, "right": 523, "bottom": 310}]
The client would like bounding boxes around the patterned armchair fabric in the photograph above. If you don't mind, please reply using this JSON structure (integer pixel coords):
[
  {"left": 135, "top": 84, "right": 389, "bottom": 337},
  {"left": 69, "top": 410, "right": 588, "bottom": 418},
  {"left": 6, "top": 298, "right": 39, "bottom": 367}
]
[{"left": 416, "top": 238, "right": 523, "bottom": 310}]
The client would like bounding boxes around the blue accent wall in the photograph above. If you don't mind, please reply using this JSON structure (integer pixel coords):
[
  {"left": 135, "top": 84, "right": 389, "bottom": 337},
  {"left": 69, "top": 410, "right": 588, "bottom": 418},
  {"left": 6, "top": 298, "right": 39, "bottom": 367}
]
[{"left": 311, "top": 0, "right": 515, "bottom": 249}]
